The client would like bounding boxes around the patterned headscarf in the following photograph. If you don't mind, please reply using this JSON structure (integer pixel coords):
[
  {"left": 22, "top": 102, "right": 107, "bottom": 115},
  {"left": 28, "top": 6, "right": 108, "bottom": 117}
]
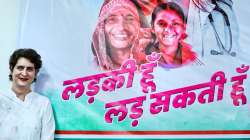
[{"left": 92, "top": 0, "right": 140, "bottom": 70}]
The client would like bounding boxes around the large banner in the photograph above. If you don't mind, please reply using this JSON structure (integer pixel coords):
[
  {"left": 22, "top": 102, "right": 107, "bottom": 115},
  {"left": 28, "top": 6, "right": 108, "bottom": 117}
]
[{"left": 3, "top": 0, "right": 250, "bottom": 139}]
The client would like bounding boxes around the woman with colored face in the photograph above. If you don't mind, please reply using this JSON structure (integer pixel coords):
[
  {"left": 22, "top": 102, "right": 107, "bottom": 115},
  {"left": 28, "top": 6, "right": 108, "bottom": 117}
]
[
  {"left": 92, "top": 0, "right": 140, "bottom": 70},
  {"left": 146, "top": 2, "right": 198, "bottom": 67}
]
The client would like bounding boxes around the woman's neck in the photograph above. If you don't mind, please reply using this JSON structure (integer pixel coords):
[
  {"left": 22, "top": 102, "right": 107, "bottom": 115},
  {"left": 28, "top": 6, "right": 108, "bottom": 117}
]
[
  {"left": 110, "top": 48, "right": 131, "bottom": 68},
  {"left": 11, "top": 85, "right": 31, "bottom": 101},
  {"left": 159, "top": 44, "right": 179, "bottom": 64}
]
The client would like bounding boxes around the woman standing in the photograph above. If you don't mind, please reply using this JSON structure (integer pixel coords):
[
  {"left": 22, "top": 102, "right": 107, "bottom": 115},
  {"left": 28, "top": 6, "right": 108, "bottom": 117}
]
[{"left": 0, "top": 48, "right": 55, "bottom": 140}]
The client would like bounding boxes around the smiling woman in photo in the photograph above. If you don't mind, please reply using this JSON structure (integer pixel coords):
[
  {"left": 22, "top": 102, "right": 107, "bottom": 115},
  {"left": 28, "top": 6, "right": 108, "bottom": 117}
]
[
  {"left": 146, "top": 2, "right": 199, "bottom": 68},
  {"left": 91, "top": 0, "right": 141, "bottom": 70}
]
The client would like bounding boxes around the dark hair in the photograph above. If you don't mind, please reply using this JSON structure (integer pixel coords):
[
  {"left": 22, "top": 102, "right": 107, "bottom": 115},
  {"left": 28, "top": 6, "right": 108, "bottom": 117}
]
[
  {"left": 130, "top": 0, "right": 150, "bottom": 28},
  {"left": 131, "top": 0, "right": 166, "bottom": 28},
  {"left": 9, "top": 48, "right": 42, "bottom": 81},
  {"left": 146, "top": 2, "right": 186, "bottom": 63},
  {"left": 151, "top": 2, "right": 186, "bottom": 26}
]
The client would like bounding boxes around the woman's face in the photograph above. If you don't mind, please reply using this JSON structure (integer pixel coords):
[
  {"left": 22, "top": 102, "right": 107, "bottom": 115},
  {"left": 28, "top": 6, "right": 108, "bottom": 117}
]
[
  {"left": 104, "top": 8, "right": 140, "bottom": 50},
  {"left": 153, "top": 10, "right": 185, "bottom": 48},
  {"left": 11, "top": 57, "right": 36, "bottom": 91}
]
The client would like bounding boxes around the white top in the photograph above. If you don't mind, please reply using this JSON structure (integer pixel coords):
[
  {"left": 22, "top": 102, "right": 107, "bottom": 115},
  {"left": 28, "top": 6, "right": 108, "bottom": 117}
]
[{"left": 0, "top": 89, "right": 55, "bottom": 140}]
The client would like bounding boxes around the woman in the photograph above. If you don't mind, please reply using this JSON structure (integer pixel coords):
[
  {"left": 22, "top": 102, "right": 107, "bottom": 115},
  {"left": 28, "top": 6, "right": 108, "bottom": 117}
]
[
  {"left": 0, "top": 48, "right": 55, "bottom": 140},
  {"left": 92, "top": 0, "right": 142, "bottom": 70},
  {"left": 146, "top": 2, "right": 198, "bottom": 68}
]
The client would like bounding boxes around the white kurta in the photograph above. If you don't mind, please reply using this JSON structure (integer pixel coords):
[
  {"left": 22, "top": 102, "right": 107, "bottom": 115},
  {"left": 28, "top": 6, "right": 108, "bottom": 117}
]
[{"left": 0, "top": 89, "right": 55, "bottom": 140}]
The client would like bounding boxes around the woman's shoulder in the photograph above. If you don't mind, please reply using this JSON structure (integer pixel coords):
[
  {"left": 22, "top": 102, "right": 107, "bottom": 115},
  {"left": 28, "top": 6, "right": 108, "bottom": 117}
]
[
  {"left": 181, "top": 41, "right": 197, "bottom": 63},
  {"left": 31, "top": 91, "right": 51, "bottom": 105}
]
